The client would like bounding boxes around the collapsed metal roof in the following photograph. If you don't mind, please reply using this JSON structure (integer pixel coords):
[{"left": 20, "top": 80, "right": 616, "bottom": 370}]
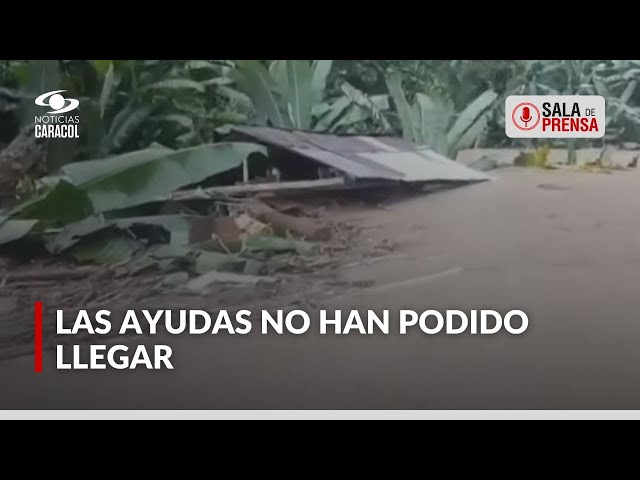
[{"left": 222, "top": 125, "right": 490, "bottom": 183}]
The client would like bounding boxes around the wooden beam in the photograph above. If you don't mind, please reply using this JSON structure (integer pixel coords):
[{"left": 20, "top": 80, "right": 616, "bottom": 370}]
[
  {"left": 243, "top": 198, "right": 333, "bottom": 241},
  {"left": 172, "top": 177, "right": 346, "bottom": 200},
  {"left": 242, "top": 157, "right": 249, "bottom": 183}
]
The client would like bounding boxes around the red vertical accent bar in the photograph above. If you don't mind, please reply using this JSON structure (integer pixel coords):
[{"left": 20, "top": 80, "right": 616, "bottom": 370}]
[{"left": 34, "top": 302, "right": 43, "bottom": 372}]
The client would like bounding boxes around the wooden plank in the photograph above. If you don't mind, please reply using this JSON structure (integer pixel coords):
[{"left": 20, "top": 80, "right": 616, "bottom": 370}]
[
  {"left": 243, "top": 199, "right": 332, "bottom": 242},
  {"left": 171, "top": 177, "right": 346, "bottom": 200},
  {"left": 4, "top": 266, "right": 102, "bottom": 282},
  {"left": 242, "top": 157, "right": 249, "bottom": 183}
]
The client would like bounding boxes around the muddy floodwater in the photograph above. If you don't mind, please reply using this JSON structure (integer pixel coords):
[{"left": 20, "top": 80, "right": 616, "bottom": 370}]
[{"left": 2, "top": 167, "right": 640, "bottom": 409}]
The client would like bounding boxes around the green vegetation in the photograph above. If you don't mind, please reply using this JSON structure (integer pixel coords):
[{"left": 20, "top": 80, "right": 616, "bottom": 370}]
[
  {"left": 3, "top": 60, "right": 639, "bottom": 165},
  {"left": 1, "top": 59, "right": 639, "bottom": 269}
]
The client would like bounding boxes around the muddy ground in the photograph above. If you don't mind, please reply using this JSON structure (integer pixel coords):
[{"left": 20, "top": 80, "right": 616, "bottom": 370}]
[{"left": 2, "top": 166, "right": 640, "bottom": 409}]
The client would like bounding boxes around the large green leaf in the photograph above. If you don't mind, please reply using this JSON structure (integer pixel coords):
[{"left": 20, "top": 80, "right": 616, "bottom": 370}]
[
  {"left": 184, "top": 60, "right": 218, "bottom": 73},
  {"left": 25, "top": 60, "right": 61, "bottom": 97},
  {"left": 413, "top": 93, "right": 452, "bottom": 153},
  {"left": 370, "top": 95, "right": 390, "bottom": 110},
  {"left": 333, "top": 105, "right": 368, "bottom": 133},
  {"left": 284, "top": 60, "right": 314, "bottom": 129},
  {"left": 243, "top": 235, "right": 316, "bottom": 256},
  {"left": 216, "top": 86, "right": 253, "bottom": 112},
  {"left": 446, "top": 89, "right": 497, "bottom": 153},
  {"left": 62, "top": 145, "right": 173, "bottom": 185},
  {"left": 68, "top": 233, "right": 143, "bottom": 264},
  {"left": 99, "top": 62, "right": 115, "bottom": 119},
  {"left": 64, "top": 218, "right": 245, "bottom": 269},
  {"left": 340, "top": 81, "right": 391, "bottom": 130},
  {"left": 141, "top": 244, "right": 245, "bottom": 274},
  {"left": 591, "top": 75, "right": 610, "bottom": 98},
  {"left": 313, "top": 96, "right": 352, "bottom": 132},
  {"left": 311, "top": 60, "right": 333, "bottom": 105},
  {"left": 234, "top": 60, "right": 289, "bottom": 128},
  {"left": 21, "top": 60, "right": 61, "bottom": 125},
  {"left": 47, "top": 214, "right": 196, "bottom": 253},
  {"left": 102, "top": 101, "right": 153, "bottom": 153},
  {"left": 46, "top": 215, "right": 112, "bottom": 253},
  {"left": 11, "top": 180, "right": 94, "bottom": 224},
  {"left": 619, "top": 80, "right": 637, "bottom": 105},
  {"left": 311, "top": 102, "right": 332, "bottom": 118},
  {"left": 607, "top": 80, "right": 639, "bottom": 128},
  {"left": 156, "top": 114, "right": 195, "bottom": 131},
  {"left": 386, "top": 72, "right": 418, "bottom": 142},
  {"left": 453, "top": 111, "right": 490, "bottom": 152},
  {"left": 269, "top": 60, "right": 289, "bottom": 92},
  {"left": 146, "top": 78, "right": 205, "bottom": 93},
  {"left": 194, "top": 250, "right": 246, "bottom": 274},
  {"left": 0, "top": 220, "right": 39, "bottom": 245},
  {"left": 64, "top": 142, "right": 266, "bottom": 212},
  {"left": 201, "top": 77, "right": 234, "bottom": 87}
]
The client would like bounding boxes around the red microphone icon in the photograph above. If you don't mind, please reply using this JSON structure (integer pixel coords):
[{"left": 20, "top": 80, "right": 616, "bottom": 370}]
[
  {"left": 512, "top": 102, "right": 540, "bottom": 131},
  {"left": 520, "top": 106, "right": 532, "bottom": 127}
]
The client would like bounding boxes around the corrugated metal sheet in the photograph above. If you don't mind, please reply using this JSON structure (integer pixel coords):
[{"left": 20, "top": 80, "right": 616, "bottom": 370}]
[{"left": 223, "top": 125, "right": 490, "bottom": 183}]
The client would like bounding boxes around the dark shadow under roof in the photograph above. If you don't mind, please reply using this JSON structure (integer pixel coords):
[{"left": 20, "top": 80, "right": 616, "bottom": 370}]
[{"left": 222, "top": 125, "right": 491, "bottom": 183}]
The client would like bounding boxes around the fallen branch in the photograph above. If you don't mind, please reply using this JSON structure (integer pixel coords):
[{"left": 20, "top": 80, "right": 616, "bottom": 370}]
[
  {"left": 3, "top": 266, "right": 103, "bottom": 282},
  {"left": 171, "top": 177, "right": 346, "bottom": 200},
  {"left": 243, "top": 199, "right": 332, "bottom": 241}
]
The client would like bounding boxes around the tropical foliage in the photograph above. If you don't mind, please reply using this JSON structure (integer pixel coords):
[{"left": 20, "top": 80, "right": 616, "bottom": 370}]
[
  {"left": 3, "top": 59, "right": 640, "bottom": 168},
  {"left": 1, "top": 59, "right": 640, "bottom": 269}
]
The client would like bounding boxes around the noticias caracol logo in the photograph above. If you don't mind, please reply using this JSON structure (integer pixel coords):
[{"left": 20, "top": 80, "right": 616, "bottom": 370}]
[
  {"left": 35, "top": 90, "right": 79, "bottom": 114},
  {"left": 34, "top": 90, "right": 80, "bottom": 139}
]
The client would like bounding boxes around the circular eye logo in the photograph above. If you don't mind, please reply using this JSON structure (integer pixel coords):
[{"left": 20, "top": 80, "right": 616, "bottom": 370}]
[
  {"left": 512, "top": 102, "right": 540, "bottom": 131},
  {"left": 35, "top": 90, "right": 80, "bottom": 114}
]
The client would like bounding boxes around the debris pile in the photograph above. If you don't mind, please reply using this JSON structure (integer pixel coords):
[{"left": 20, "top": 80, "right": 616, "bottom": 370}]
[{"left": 0, "top": 127, "right": 488, "bottom": 289}]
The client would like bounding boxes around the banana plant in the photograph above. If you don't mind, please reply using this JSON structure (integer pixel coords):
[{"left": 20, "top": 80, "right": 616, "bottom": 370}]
[
  {"left": 79, "top": 60, "right": 250, "bottom": 158},
  {"left": 232, "top": 60, "right": 392, "bottom": 134},
  {"left": 232, "top": 60, "right": 333, "bottom": 130},
  {"left": 312, "top": 80, "right": 392, "bottom": 134},
  {"left": 504, "top": 60, "right": 640, "bottom": 161},
  {"left": 386, "top": 71, "right": 497, "bottom": 157}
]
